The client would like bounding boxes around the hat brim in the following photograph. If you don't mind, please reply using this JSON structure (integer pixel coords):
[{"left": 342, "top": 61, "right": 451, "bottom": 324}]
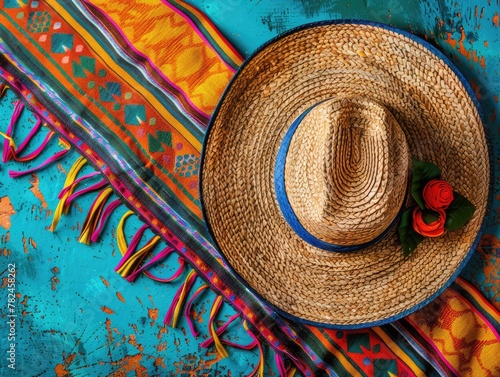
[{"left": 200, "top": 20, "right": 491, "bottom": 328}]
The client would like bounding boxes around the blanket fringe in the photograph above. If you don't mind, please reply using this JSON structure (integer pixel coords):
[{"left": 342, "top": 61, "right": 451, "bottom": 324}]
[
  {"left": 276, "top": 352, "right": 297, "bottom": 377},
  {"left": 91, "top": 198, "right": 122, "bottom": 243},
  {"left": 184, "top": 283, "right": 209, "bottom": 337},
  {"left": 51, "top": 156, "right": 88, "bottom": 231},
  {"left": 0, "top": 90, "right": 291, "bottom": 377},
  {"left": 243, "top": 320, "right": 265, "bottom": 377},
  {"left": 164, "top": 269, "right": 198, "bottom": 328},
  {"left": 115, "top": 224, "right": 161, "bottom": 278},
  {"left": 0, "top": 99, "right": 68, "bottom": 177},
  {"left": 206, "top": 295, "right": 229, "bottom": 359},
  {"left": 78, "top": 187, "right": 115, "bottom": 245}
]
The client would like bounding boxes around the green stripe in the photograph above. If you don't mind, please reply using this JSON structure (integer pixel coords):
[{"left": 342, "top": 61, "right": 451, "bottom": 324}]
[
  {"left": 0, "top": 12, "right": 201, "bottom": 221},
  {"left": 451, "top": 281, "right": 500, "bottom": 332},
  {"left": 167, "top": 0, "right": 240, "bottom": 70}
]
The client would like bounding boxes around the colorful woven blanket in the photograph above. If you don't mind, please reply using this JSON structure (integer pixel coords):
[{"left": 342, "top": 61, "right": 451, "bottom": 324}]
[{"left": 1, "top": 1, "right": 499, "bottom": 376}]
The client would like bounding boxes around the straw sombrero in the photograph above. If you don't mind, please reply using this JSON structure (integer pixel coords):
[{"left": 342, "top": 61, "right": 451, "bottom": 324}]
[{"left": 200, "top": 21, "right": 491, "bottom": 328}]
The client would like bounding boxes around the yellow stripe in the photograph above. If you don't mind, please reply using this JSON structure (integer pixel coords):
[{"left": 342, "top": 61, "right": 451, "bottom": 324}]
[
  {"left": 47, "top": 0, "right": 202, "bottom": 152},
  {"left": 176, "top": 0, "right": 243, "bottom": 66},
  {"left": 372, "top": 327, "right": 426, "bottom": 377}
]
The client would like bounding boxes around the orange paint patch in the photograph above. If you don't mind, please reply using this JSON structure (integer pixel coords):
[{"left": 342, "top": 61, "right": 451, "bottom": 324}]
[
  {"left": 100, "top": 276, "right": 110, "bottom": 287},
  {"left": 128, "top": 334, "right": 144, "bottom": 352},
  {"left": 494, "top": 95, "right": 498, "bottom": 103},
  {"left": 116, "top": 291, "right": 126, "bottom": 303},
  {"left": 480, "top": 56, "right": 486, "bottom": 69},
  {"left": 470, "top": 79, "right": 482, "bottom": 100},
  {"left": 154, "top": 357, "right": 165, "bottom": 368},
  {"left": 101, "top": 306, "right": 115, "bottom": 314},
  {"left": 1, "top": 247, "right": 10, "bottom": 257},
  {"left": 457, "top": 28, "right": 470, "bottom": 60},
  {"left": 493, "top": 12, "right": 499, "bottom": 27},
  {"left": 148, "top": 307, "right": 159, "bottom": 326},
  {"left": 445, "top": 32, "right": 457, "bottom": 49},
  {"left": 105, "top": 318, "right": 114, "bottom": 341},
  {"left": 109, "top": 354, "right": 147, "bottom": 375},
  {"left": 30, "top": 238, "right": 37, "bottom": 249},
  {"left": 28, "top": 174, "right": 48, "bottom": 209},
  {"left": 0, "top": 196, "right": 15, "bottom": 230},
  {"left": 54, "top": 364, "right": 69, "bottom": 377}
]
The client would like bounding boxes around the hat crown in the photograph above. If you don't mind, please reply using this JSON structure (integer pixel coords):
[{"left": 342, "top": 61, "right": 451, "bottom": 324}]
[{"left": 283, "top": 98, "right": 409, "bottom": 247}]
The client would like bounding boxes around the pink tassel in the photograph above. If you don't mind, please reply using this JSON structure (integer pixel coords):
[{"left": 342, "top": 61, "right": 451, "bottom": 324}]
[
  {"left": 90, "top": 198, "right": 122, "bottom": 243},
  {"left": 2, "top": 101, "right": 23, "bottom": 163},
  {"left": 13, "top": 130, "right": 56, "bottom": 162},
  {"left": 184, "top": 284, "right": 209, "bottom": 337},
  {"left": 144, "top": 257, "right": 186, "bottom": 283},
  {"left": 63, "top": 178, "right": 108, "bottom": 208},
  {"left": 58, "top": 171, "right": 101, "bottom": 199},
  {"left": 125, "top": 246, "right": 175, "bottom": 282},
  {"left": 200, "top": 312, "right": 241, "bottom": 349},
  {"left": 8, "top": 145, "right": 70, "bottom": 178},
  {"left": 114, "top": 224, "right": 149, "bottom": 272},
  {"left": 164, "top": 269, "right": 198, "bottom": 328}
]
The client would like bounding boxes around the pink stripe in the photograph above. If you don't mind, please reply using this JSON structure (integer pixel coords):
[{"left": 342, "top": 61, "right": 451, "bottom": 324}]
[
  {"left": 174, "top": 0, "right": 243, "bottom": 61},
  {"left": 161, "top": 0, "right": 237, "bottom": 73},
  {"left": 81, "top": 0, "right": 211, "bottom": 121}
]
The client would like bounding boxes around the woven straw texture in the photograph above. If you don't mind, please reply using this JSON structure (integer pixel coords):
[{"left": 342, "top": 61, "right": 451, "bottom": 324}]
[
  {"left": 285, "top": 97, "right": 409, "bottom": 245},
  {"left": 201, "top": 23, "right": 489, "bottom": 325}
]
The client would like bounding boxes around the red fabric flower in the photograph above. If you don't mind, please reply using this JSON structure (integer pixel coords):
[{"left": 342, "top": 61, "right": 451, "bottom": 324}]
[
  {"left": 422, "top": 179, "right": 454, "bottom": 210},
  {"left": 412, "top": 207, "right": 446, "bottom": 237}
]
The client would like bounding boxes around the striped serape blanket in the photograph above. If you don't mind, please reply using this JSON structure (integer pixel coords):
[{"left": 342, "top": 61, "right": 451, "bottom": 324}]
[{"left": 0, "top": 1, "right": 499, "bottom": 376}]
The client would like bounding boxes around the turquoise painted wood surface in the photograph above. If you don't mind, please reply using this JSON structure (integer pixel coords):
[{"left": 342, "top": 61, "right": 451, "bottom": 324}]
[{"left": 1, "top": 1, "right": 499, "bottom": 376}]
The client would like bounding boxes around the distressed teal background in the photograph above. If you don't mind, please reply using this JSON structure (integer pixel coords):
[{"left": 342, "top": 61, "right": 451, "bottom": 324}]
[{"left": 1, "top": 0, "right": 499, "bottom": 376}]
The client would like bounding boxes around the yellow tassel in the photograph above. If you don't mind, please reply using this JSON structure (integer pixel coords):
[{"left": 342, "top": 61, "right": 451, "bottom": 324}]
[
  {"left": 116, "top": 210, "right": 135, "bottom": 255},
  {"left": 210, "top": 296, "right": 229, "bottom": 359},
  {"left": 243, "top": 320, "right": 265, "bottom": 377},
  {"left": 50, "top": 156, "right": 87, "bottom": 231},
  {"left": 116, "top": 235, "right": 161, "bottom": 277},
  {"left": 78, "top": 187, "right": 114, "bottom": 245},
  {"left": 287, "top": 367, "right": 297, "bottom": 377},
  {"left": 171, "top": 269, "right": 196, "bottom": 328},
  {"left": 0, "top": 131, "right": 16, "bottom": 149}
]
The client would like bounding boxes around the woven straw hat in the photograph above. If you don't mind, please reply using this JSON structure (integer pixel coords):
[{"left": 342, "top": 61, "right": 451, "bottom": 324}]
[{"left": 200, "top": 21, "right": 490, "bottom": 328}]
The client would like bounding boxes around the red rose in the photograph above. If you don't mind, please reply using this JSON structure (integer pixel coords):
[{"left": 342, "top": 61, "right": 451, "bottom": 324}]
[
  {"left": 412, "top": 207, "right": 446, "bottom": 237},
  {"left": 422, "top": 179, "right": 454, "bottom": 210}
]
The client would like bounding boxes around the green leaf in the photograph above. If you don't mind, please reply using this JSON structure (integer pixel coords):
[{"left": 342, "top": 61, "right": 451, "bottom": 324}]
[
  {"left": 422, "top": 209, "right": 439, "bottom": 225},
  {"left": 444, "top": 192, "right": 476, "bottom": 231},
  {"left": 411, "top": 159, "right": 441, "bottom": 209},
  {"left": 398, "top": 208, "right": 425, "bottom": 257}
]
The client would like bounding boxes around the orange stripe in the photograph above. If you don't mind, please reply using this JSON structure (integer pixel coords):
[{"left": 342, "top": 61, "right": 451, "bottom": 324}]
[{"left": 308, "top": 327, "right": 361, "bottom": 376}]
